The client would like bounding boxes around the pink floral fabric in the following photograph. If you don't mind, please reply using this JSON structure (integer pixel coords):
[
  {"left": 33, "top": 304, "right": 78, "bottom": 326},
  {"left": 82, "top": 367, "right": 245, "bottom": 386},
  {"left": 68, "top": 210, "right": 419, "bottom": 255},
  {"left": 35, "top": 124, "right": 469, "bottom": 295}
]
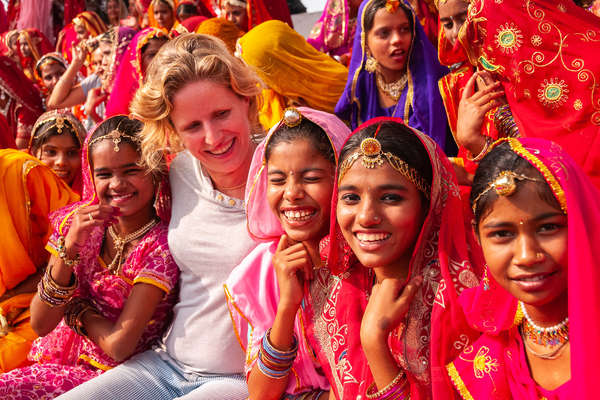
[{"left": 0, "top": 222, "right": 179, "bottom": 397}]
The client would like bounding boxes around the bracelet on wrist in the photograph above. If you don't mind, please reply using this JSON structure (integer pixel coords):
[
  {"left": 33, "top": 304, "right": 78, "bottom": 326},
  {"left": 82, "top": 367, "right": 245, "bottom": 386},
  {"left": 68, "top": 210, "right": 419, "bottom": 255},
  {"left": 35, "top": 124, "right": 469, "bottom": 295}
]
[
  {"left": 57, "top": 235, "right": 80, "bottom": 267},
  {"left": 466, "top": 136, "right": 492, "bottom": 162},
  {"left": 65, "top": 298, "right": 95, "bottom": 336},
  {"left": 37, "top": 264, "right": 77, "bottom": 307},
  {"left": 257, "top": 328, "right": 299, "bottom": 379},
  {"left": 366, "top": 370, "right": 409, "bottom": 399}
]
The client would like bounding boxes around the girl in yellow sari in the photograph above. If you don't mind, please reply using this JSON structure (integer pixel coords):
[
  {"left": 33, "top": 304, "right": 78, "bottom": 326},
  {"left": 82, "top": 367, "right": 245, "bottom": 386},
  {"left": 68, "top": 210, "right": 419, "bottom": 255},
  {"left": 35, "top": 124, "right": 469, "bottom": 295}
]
[
  {"left": 237, "top": 20, "right": 349, "bottom": 130},
  {"left": 0, "top": 149, "right": 78, "bottom": 372}
]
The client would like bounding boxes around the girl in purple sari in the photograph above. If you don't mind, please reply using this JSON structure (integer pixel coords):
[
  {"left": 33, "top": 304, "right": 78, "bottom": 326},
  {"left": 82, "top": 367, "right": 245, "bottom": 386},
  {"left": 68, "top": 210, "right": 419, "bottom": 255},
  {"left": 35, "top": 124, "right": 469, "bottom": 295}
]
[
  {"left": 0, "top": 115, "right": 179, "bottom": 399},
  {"left": 335, "top": 0, "right": 450, "bottom": 151}
]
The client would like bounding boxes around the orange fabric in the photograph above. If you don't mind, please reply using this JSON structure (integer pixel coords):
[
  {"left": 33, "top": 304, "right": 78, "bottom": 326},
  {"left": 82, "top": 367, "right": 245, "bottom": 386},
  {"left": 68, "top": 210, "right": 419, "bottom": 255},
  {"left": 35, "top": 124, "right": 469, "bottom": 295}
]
[
  {"left": 148, "top": 0, "right": 182, "bottom": 34},
  {"left": 0, "top": 150, "right": 77, "bottom": 372},
  {"left": 195, "top": 17, "right": 242, "bottom": 54},
  {"left": 219, "top": 0, "right": 272, "bottom": 31}
]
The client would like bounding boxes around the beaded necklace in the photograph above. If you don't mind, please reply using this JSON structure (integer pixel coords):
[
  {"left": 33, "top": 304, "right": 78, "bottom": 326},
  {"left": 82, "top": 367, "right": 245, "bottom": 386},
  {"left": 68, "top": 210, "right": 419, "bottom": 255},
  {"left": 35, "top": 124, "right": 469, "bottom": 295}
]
[
  {"left": 376, "top": 73, "right": 408, "bottom": 102},
  {"left": 519, "top": 301, "right": 569, "bottom": 347}
]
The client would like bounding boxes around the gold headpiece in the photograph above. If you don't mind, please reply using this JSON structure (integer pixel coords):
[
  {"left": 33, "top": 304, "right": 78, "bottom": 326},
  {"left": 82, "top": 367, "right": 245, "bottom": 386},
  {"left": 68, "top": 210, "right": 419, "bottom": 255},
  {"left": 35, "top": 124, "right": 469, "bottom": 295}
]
[
  {"left": 88, "top": 129, "right": 140, "bottom": 153},
  {"left": 30, "top": 111, "right": 86, "bottom": 149},
  {"left": 282, "top": 107, "right": 302, "bottom": 128},
  {"left": 471, "top": 170, "right": 544, "bottom": 213},
  {"left": 385, "top": 0, "right": 401, "bottom": 13},
  {"left": 338, "top": 137, "right": 430, "bottom": 199}
]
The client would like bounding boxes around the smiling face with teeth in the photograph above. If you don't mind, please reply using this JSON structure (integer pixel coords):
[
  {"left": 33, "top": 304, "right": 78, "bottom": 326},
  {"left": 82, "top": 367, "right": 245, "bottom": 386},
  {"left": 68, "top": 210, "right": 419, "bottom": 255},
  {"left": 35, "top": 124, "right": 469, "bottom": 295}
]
[
  {"left": 477, "top": 181, "right": 568, "bottom": 316},
  {"left": 170, "top": 80, "right": 254, "bottom": 191},
  {"left": 337, "top": 161, "right": 426, "bottom": 280},
  {"left": 92, "top": 140, "right": 156, "bottom": 222},
  {"left": 366, "top": 5, "right": 413, "bottom": 82},
  {"left": 266, "top": 139, "right": 335, "bottom": 243}
]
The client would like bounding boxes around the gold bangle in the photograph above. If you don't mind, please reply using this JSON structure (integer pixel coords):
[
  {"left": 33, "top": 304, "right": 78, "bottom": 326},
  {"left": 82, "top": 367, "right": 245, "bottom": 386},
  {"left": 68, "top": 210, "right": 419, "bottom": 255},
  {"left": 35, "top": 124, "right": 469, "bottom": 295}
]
[{"left": 467, "top": 136, "right": 492, "bottom": 162}]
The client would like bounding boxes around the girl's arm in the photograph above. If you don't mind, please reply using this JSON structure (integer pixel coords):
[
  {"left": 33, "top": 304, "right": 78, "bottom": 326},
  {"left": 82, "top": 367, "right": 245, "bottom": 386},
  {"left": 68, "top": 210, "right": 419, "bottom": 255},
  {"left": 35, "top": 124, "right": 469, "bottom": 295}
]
[
  {"left": 360, "top": 277, "right": 422, "bottom": 391},
  {"left": 80, "top": 282, "right": 165, "bottom": 362},
  {"left": 247, "top": 235, "right": 316, "bottom": 400}
]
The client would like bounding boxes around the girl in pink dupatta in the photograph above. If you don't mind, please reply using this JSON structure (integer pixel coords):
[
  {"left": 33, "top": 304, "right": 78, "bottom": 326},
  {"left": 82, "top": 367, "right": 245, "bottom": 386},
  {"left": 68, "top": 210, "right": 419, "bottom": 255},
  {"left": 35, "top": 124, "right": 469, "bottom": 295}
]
[
  {"left": 305, "top": 117, "right": 482, "bottom": 400},
  {"left": 0, "top": 115, "right": 179, "bottom": 399},
  {"left": 105, "top": 28, "right": 169, "bottom": 117},
  {"left": 225, "top": 107, "right": 351, "bottom": 399},
  {"left": 445, "top": 137, "right": 600, "bottom": 399}
]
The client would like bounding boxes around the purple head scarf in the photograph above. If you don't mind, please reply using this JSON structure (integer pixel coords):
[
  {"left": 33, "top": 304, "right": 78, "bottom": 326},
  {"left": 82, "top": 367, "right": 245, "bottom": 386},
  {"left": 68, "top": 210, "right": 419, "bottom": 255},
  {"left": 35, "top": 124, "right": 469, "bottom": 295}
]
[{"left": 334, "top": 0, "right": 449, "bottom": 150}]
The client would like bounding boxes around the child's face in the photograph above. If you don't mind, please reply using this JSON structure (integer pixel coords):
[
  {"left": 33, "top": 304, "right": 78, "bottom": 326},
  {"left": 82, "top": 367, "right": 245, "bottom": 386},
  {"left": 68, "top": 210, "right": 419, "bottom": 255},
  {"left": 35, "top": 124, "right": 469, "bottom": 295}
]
[
  {"left": 91, "top": 140, "right": 155, "bottom": 219},
  {"left": 36, "top": 133, "right": 81, "bottom": 186},
  {"left": 266, "top": 139, "right": 335, "bottom": 243},
  {"left": 336, "top": 159, "right": 425, "bottom": 275},
  {"left": 477, "top": 181, "right": 568, "bottom": 308}
]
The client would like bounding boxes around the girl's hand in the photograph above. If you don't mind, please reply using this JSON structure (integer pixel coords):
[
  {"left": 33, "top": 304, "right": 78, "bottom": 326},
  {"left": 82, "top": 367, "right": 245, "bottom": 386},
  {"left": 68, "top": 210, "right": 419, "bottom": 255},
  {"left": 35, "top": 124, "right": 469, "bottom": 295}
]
[
  {"left": 64, "top": 205, "right": 119, "bottom": 258},
  {"left": 272, "top": 234, "right": 315, "bottom": 311},
  {"left": 456, "top": 72, "right": 505, "bottom": 155},
  {"left": 360, "top": 276, "right": 423, "bottom": 347},
  {"left": 72, "top": 42, "right": 88, "bottom": 67},
  {"left": 84, "top": 87, "right": 108, "bottom": 123}
]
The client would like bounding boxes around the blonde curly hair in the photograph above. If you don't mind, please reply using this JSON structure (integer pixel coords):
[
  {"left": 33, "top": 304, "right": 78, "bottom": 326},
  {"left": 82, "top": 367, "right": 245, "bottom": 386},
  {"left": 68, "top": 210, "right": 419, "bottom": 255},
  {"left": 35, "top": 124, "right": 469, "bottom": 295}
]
[{"left": 130, "top": 33, "right": 263, "bottom": 172}]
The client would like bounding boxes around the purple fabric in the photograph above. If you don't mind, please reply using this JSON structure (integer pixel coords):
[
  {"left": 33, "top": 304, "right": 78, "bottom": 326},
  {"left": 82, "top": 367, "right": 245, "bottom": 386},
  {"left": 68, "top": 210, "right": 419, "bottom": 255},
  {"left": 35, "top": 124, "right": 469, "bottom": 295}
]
[{"left": 334, "top": 0, "right": 449, "bottom": 150}]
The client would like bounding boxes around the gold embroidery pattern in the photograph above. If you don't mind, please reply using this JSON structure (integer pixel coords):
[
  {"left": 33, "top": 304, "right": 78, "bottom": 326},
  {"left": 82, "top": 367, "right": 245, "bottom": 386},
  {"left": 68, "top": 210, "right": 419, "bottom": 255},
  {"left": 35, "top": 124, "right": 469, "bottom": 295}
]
[
  {"left": 574, "top": 99, "right": 583, "bottom": 110},
  {"left": 537, "top": 78, "right": 569, "bottom": 109},
  {"left": 531, "top": 35, "right": 542, "bottom": 47},
  {"left": 471, "top": 346, "right": 499, "bottom": 378},
  {"left": 518, "top": 0, "right": 600, "bottom": 125},
  {"left": 495, "top": 22, "right": 523, "bottom": 54},
  {"left": 446, "top": 362, "right": 475, "bottom": 400}
]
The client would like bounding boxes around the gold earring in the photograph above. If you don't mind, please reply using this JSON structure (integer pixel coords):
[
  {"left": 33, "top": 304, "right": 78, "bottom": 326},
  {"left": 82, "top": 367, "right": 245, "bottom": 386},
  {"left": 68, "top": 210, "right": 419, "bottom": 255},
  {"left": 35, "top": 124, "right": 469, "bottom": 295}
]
[{"left": 365, "top": 53, "right": 378, "bottom": 74}]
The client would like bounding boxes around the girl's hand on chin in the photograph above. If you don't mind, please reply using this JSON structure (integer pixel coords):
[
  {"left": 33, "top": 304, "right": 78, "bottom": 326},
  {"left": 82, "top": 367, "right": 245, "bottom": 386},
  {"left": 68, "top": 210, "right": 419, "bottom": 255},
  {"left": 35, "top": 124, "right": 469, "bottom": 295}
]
[
  {"left": 360, "top": 276, "right": 423, "bottom": 347},
  {"left": 273, "top": 234, "right": 315, "bottom": 311}
]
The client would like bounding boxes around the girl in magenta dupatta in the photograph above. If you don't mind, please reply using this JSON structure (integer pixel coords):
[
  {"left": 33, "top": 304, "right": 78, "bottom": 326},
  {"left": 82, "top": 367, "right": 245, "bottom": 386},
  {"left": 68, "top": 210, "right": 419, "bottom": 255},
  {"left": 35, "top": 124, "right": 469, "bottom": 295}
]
[
  {"left": 0, "top": 116, "right": 179, "bottom": 399},
  {"left": 307, "top": 0, "right": 358, "bottom": 62},
  {"left": 445, "top": 138, "right": 600, "bottom": 399},
  {"left": 225, "top": 107, "right": 351, "bottom": 399},
  {"left": 305, "top": 117, "right": 481, "bottom": 400},
  {"left": 105, "top": 28, "right": 169, "bottom": 117}
]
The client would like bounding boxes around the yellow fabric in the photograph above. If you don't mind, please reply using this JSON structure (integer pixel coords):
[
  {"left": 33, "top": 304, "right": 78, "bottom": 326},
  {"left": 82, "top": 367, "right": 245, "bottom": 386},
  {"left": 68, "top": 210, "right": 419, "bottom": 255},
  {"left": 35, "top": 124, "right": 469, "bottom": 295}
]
[
  {"left": 195, "top": 17, "right": 243, "bottom": 55},
  {"left": 238, "top": 20, "right": 348, "bottom": 115},
  {"left": 0, "top": 149, "right": 78, "bottom": 372},
  {"left": 257, "top": 88, "right": 286, "bottom": 130},
  {"left": 148, "top": 0, "right": 182, "bottom": 34}
]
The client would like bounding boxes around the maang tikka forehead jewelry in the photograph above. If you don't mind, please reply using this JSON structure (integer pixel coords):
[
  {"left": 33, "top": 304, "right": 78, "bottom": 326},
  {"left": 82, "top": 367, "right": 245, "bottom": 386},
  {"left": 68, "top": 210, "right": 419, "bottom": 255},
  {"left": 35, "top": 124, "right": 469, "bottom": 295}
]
[
  {"left": 472, "top": 170, "right": 544, "bottom": 213},
  {"left": 337, "top": 135, "right": 430, "bottom": 199},
  {"left": 88, "top": 127, "right": 140, "bottom": 153}
]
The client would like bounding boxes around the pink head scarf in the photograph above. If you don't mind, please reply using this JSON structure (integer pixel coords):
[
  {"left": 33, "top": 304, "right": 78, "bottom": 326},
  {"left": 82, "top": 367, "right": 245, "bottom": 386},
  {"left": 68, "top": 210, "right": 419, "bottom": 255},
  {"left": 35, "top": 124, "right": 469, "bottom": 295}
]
[
  {"left": 106, "top": 28, "right": 169, "bottom": 117},
  {"left": 307, "top": 117, "right": 482, "bottom": 399},
  {"left": 455, "top": 137, "right": 600, "bottom": 399},
  {"left": 245, "top": 106, "right": 351, "bottom": 241}
]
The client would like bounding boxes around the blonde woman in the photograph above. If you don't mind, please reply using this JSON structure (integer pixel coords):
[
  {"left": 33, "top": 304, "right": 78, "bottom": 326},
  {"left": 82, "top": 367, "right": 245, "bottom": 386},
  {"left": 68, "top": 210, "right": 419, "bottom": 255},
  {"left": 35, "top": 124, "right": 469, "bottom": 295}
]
[{"left": 58, "top": 33, "right": 263, "bottom": 400}]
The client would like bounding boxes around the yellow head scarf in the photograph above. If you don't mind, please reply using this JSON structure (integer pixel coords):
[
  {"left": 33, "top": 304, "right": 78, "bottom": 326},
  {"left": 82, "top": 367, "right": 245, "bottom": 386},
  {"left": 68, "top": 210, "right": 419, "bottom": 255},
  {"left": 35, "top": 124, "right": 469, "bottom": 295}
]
[{"left": 238, "top": 20, "right": 348, "bottom": 119}]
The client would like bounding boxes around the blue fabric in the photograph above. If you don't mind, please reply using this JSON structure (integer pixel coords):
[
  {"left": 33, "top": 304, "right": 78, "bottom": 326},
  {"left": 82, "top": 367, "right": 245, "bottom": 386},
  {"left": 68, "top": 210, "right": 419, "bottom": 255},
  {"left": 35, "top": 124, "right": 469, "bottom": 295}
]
[
  {"left": 334, "top": 0, "right": 449, "bottom": 150},
  {"left": 55, "top": 350, "right": 249, "bottom": 400}
]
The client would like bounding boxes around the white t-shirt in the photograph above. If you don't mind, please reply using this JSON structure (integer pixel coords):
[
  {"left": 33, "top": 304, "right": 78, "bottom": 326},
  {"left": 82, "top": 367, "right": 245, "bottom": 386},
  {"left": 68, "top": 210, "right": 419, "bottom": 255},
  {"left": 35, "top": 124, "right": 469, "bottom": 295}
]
[{"left": 160, "top": 151, "right": 257, "bottom": 374}]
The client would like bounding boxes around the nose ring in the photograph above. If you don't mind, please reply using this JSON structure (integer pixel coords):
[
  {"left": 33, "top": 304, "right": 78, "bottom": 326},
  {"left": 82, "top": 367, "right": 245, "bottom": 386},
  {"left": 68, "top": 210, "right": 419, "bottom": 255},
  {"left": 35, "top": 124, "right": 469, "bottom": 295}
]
[{"left": 535, "top": 252, "right": 544, "bottom": 261}]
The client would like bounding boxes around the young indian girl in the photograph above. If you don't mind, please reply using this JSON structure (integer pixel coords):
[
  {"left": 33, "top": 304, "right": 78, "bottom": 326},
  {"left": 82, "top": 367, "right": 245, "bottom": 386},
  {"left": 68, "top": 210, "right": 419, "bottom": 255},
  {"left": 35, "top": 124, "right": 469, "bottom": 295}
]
[
  {"left": 0, "top": 115, "right": 179, "bottom": 398},
  {"left": 225, "top": 107, "right": 351, "bottom": 400},
  {"left": 335, "top": 0, "right": 450, "bottom": 152},
  {"left": 29, "top": 110, "right": 86, "bottom": 194},
  {"left": 306, "top": 118, "right": 481, "bottom": 399},
  {"left": 446, "top": 138, "right": 600, "bottom": 399}
]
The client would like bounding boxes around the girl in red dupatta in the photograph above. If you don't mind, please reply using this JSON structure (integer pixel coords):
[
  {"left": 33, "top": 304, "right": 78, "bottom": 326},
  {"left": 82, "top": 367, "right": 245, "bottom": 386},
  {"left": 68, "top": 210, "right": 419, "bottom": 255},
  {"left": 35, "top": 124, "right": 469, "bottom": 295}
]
[
  {"left": 305, "top": 117, "right": 481, "bottom": 400},
  {"left": 458, "top": 0, "right": 600, "bottom": 189},
  {"left": 16, "top": 28, "right": 53, "bottom": 84},
  {"left": 219, "top": 0, "right": 272, "bottom": 32},
  {"left": 0, "top": 55, "right": 44, "bottom": 149},
  {"left": 57, "top": 11, "right": 108, "bottom": 75},
  {"left": 445, "top": 137, "right": 600, "bottom": 399}
]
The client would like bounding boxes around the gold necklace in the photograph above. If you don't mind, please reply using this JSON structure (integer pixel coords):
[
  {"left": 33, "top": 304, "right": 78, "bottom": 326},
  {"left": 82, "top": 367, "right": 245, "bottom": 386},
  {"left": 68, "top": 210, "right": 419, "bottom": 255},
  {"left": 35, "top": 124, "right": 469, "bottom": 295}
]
[
  {"left": 376, "top": 73, "right": 408, "bottom": 102},
  {"left": 217, "top": 181, "right": 246, "bottom": 191},
  {"left": 107, "top": 218, "right": 159, "bottom": 274}
]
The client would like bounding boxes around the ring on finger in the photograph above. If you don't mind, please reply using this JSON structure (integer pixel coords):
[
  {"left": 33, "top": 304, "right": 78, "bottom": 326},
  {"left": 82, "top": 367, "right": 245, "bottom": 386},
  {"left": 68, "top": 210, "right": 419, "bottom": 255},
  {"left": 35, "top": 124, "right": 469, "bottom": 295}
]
[{"left": 88, "top": 213, "right": 94, "bottom": 222}]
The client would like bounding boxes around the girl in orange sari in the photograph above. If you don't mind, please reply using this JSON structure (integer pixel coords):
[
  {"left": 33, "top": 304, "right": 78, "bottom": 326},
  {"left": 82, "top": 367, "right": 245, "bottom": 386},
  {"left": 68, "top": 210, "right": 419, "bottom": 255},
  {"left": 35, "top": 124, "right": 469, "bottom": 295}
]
[
  {"left": 0, "top": 149, "right": 78, "bottom": 373},
  {"left": 16, "top": 28, "right": 53, "bottom": 84}
]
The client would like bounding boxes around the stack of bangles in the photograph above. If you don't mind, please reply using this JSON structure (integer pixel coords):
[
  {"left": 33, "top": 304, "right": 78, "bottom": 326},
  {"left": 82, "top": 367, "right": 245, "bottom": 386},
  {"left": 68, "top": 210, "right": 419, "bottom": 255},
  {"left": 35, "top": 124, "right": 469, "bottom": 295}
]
[
  {"left": 467, "top": 136, "right": 493, "bottom": 162},
  {"left": 37, "top": 265, "right": 77, "bottom": 307},
  {"left": 494, "top": 104, "right": 520, "bottom": 138},
  {"left": 257, "top": 328, "right": 299, "bottom": 379},
  {"left": 64, "top": 298, "right": 96, "bottom": 336},
  {"left": 365, "top": 370, "right": 410, "bottom": 399}
]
